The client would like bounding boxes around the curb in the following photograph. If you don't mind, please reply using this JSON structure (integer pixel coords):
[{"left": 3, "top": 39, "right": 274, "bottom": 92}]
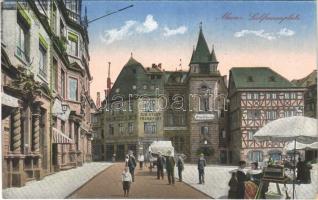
[{"left": 66, "top": 163, "right": 115, "bottom": 198}]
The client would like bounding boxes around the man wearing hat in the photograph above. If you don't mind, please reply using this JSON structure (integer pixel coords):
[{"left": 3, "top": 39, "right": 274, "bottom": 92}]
[
  {"left": 197, "top": 153, "right": 206, "bottom": 184},
  {"left": 127, "top": 151, "right": 136, "bottom": 182},
  {"left": 157, "top": 152, "right": 165, "bottom": 180},
  {"left": 165, "top": 150, "right": 176, "bottom": 185}
]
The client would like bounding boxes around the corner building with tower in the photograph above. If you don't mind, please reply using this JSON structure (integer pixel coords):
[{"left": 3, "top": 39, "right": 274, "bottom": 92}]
[{"left": 93, "top": 26, "right": 230, "bottom": 163}]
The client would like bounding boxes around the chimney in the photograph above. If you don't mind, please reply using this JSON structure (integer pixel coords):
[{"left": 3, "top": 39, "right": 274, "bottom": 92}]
[
  {"left": 152, "top": 63, "right": 156, "bottom": 68},
  {"left": 158, "top": 63, "right": 162, "bottom": 69}
]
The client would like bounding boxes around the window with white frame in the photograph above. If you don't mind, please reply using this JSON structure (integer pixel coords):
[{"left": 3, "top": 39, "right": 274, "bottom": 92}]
[
  {"left": 248, "top": 130, "right": 255, "bottom": 140},
  {"left": 144, "top": 122, "right": 156, "bottom": 134},
  {"left": 68, "top": 32, "right": 78, "bottom": 57},
  {"left": 247, "top": 93, "right": 252, "bottom": 100},
  {"left": 142, "top": 99, "right": 155, "bottom": 112},
  {"left": 128, "top": 122, "right": 134, "bottom": 134},
  {"left": 16, "top": 23, "right": 29, "bottom": 62},
  {"left": 119, "top": 123, "right": 124, "bottom": 134},
  {"left": 39, "top": 44, "right": 47, "bottom": 78},
  {"left": 68, "top": 77, "right": 78, "bottom": 101},
  {"left": 248, "top": 151, "right": 263, "bottom": 162}
]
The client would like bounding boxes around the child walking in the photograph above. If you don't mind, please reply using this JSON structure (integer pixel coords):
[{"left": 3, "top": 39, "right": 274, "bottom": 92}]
[{"left": 122, "top": 167, "right": 132, "bottom": 197}]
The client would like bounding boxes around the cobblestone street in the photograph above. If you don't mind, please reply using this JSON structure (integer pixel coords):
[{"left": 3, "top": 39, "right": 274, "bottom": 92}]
[{"left": 69, "top": 163, "right": 211, "bottom": 199}]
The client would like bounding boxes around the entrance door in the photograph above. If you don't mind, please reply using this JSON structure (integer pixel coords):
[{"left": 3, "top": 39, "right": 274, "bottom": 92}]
[
  {"left": 106, "top": 145, "right": 114, "bottom": 161},
  {"left": 52, "top": 144, "right": 58, "bottom": 170},
  {"left": 220, "top": 150, "right": 227, "bottom": 164},
  {"left": 116, "top": 144, "right": 125, "bottom": 161}
]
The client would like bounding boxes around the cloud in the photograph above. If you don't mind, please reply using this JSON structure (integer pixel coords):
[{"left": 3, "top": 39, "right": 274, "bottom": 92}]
[
  {"left": 234, "top": 28, "right": 295, "bottom": 41},
  {"left": 100, "top": 15, "right": 158, "bottom": 44},
  {"left": 136, "top": 15, "right": 158, "bottom": 33},
  {"left": 163, "top": 25, "right": 188, "bottom": 37},
  {"left": 277, "top": 28, "right": 295, "bottom": 36},
  {"left": 234, "top": 29, "right": 276, "bottom": 40},
  {"left": 100, "top": 20, "right": 137, "bottom": 44}
]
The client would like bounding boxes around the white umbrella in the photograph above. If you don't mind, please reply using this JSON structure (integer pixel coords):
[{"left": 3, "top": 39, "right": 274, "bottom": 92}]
[
  {"left": 253, "top": 116, "right": 317, "bottom": 144},
  {"left": 285, "top": 141, "right": 318, "bottom": 151},
  {"left": 253, "top": 116, "right": 317, "bottom": 199}
]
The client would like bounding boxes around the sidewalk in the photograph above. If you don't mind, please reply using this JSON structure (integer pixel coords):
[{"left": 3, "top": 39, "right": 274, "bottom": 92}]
[
  {"left": 178, "top": 164, "right": 318, "bottom": 199},
  {"left": 3, "top": 162, "right": 112, "bottom": 199}
]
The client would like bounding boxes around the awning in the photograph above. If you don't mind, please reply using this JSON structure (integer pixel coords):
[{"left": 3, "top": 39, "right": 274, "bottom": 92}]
[
  {"left": 52, "top": 98, "right": 70, "bottom": 121},
  {"left": 52, "top": 127, "right": 73, "bottom": 144},
  {"left": 1, "top": 93, "right": 20, "bottom": 107}
]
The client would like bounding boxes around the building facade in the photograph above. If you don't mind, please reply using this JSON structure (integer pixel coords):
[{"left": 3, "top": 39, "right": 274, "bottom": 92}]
[
  {"left": 228, "top": 67, "right": 306, "bottom": 164},
  {"left": 94, "top": 27, "right": 229, "bottom": 163},
  {"left": 1, "top": 0, "right": 93, "bottom": 188},
  {"left": 292, "top": 70, "right": 317, "bottom": 118}
]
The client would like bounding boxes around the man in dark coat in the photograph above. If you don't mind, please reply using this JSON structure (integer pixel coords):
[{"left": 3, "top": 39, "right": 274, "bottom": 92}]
[
  {"left": 177, "top": 155, "right": 185, "bottom": 182},
  {"left": 197, "top": 153, "right": 206, "bottom": 184},
  {"left": 236, "top": 160, "right": 247, "bottom": 199},
  {"left": 165, "top": 150, "right": 176, "bottom": 185},
  {"left": 157, "top": 152, "right": 165, "bottom": 180},
  {"left": 128, "top": 151, "right": 137, "bottom": 182}
]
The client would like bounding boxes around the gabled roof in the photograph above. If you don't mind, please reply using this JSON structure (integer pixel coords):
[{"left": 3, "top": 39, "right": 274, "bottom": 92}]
[
  {"left": 230, "top": 67, "right": 298, "bottom": 89},
  {"left": 190, "top": 28, "right": 211, "bottom": 64},
  {"left": 291, "top": 70, "right": 317, "bottom": 87}
]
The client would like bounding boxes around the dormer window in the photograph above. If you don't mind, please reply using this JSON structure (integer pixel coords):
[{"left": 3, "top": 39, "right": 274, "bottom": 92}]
[
  {"left": 269, "top": 76, "right": 275, "bottom": 82},
  {"left": 132, "top": 69, "right": 136, "bottom": 74},
  {"left": 115, "top": 88, "right": 120, "bottom": 93},
  {"left": 132, "top": 85, "right": 136, "bottom": 90},
  {"left": 247, "top": 76, "right": 253, "bottom": 82}
]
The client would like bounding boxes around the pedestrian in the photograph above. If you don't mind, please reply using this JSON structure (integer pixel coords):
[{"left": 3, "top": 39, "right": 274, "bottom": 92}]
[
  {"left": 236, "top": 160, "right": 247, "bottom": 199},
  {"left": 138, "top": 153, "right": 145, "bottom": 170},
  {"left": 125, "top": 154, "right": 129, "bottom": 167},
  {"left": 121, "top": 167, "right": 132, "bottom": 197},
  {"left": 228, "top": 172, "right": 238, "bottom": 199},
  {"left": 197, "top": 153, "right": 206, "bottom": 184},
  {"left": 112, "top": 153, "right": 116, "bottom": 163},
  {"left": 128, "top": 151, "right": 137, "bottom": 182},
  {"left": 165, "top": 150, "right": 176, "bottom": 185},
  {"left": 177, "top": 154, "right": 184, "bottom": 182},
  {"left": 157, "top": 152, "right": 165, "bottom": 180}
]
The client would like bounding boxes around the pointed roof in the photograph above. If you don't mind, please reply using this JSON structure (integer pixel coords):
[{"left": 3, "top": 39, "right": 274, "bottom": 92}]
[
  {"left": 210, "top": 46, "right": 218, "bottom": 63},
  {"left": 125, "top": 56, "right": 141, "bottom": 67},
  {"left": 190, "top": 27, "right": 211, "bottom": 64}
]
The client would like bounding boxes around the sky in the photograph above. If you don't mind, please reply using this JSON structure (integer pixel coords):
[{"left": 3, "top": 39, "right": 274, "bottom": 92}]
[{"left": 82, "top": 1, "right": 317, "bottom": 102}]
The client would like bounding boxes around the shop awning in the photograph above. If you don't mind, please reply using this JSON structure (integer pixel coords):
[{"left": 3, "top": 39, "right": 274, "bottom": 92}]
[
  {"left": 1, "top": 93, "right": 20, "bottom": 107},
  {"left": 52, "top": 127, "right": 73, "bottom": 144}
]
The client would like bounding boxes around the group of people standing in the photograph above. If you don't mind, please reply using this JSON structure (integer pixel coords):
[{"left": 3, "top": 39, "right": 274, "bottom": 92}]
[
  {"left": 156, "top": 151, "right": 185, "bottom": 185},
  {"left": 120, "top": 150, "right": 210, "bottom": 197}
]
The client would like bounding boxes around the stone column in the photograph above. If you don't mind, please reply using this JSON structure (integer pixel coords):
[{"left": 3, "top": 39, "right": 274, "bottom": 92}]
[
  {"left": 12, "top": 108, "right": 22, "bottom": 154},
  {"left": 32, "top": 105, "right": 41, "bottom": 153}
]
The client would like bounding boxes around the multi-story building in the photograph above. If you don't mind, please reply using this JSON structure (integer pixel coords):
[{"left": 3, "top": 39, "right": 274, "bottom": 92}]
[
  {"left": 95, "top": 26, "right": 229, "bottom": 163},
  {"left": 1, "top": 0, "right": 93, "bottom": 188},
  {"left": 292, "top": 70, "right": 317, "bottom": 118},
  {"left": 228, "top": 67, "right": 306, "bottom": 164}
]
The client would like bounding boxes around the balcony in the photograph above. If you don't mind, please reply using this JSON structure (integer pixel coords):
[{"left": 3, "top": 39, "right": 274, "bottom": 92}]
[{"left": 67, "top": 9, "right": 81, "bottom": 24}]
